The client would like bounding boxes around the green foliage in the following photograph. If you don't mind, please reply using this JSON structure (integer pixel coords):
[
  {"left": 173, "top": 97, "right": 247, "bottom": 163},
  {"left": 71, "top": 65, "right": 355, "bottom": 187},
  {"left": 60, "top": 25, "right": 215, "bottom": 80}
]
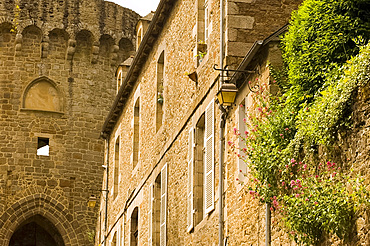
[
  {"left": 283, "top": 0, "right": 370, "bottom": 97},
  {"left": 231, "top": 0, "right": 370, "bottom": 244},
  {"left": 233, "top": 44, "right": 370, "bottom": 246}
]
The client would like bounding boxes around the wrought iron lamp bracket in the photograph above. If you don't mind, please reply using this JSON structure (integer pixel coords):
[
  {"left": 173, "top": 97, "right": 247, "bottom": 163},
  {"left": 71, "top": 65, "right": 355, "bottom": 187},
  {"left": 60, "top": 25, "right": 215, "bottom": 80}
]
[{"left": 213, "top": 64, "right": 259, "bottom": 93}]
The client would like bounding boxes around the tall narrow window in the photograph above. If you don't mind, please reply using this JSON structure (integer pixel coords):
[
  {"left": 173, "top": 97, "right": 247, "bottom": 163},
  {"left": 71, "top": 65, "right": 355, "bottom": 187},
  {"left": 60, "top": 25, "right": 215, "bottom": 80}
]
[
  {"left": 113, "top": 137, "right": 120, "bottom": 199},
  {"left": 195, "top": 0, "right": 208, "bottom": 66},
  {"left": 204, "top": 0, "right": 209, "bottom": 42},
  {"left": 112, "top": 232, "right": 117, "bottom": 246},
  {"left": 187, "top": 114, "right": 206, "bottom": 232},
  {"left": 117, "top": 71, "right": 123, "bottom": 93},
  {"left": 237, "top": 98, "right": 248, "bottom": 187},
  {"left": 137, "top": 27, "right": 143, "bottom": 50},
  {"left": 150, "top": 175, "right": 161, "bottom": 245},
  {"left": 156, "top": 51, "right": 164, "bottom": 132},
  {"left": 130, "top": 207, "right": 139, "bottom": 246},
  {"left": 133, "top": 97, "right": 140, "bottom": 168}
]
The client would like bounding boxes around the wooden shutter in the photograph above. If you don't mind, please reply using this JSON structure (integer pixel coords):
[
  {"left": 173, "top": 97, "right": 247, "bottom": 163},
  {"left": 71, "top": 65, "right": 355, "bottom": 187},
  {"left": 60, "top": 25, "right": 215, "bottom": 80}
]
[
  {"left": 187, "top": 127, "right": 195, "bottom": 232},
  {"left": 160, "top": 164, "right": 167, "bottom": 246},
  {"left": 204, "top": 100, "right": 215, "bottom": 214},
  {"left": 148, "top": 183, "right": 154, "bottom": 246}
]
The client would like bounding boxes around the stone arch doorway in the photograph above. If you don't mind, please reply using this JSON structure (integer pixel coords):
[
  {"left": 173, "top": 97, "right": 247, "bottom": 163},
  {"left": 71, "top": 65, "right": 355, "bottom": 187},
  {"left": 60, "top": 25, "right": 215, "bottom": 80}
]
[{"left": 9, "top": 215, "right": 65, "bottom": 246}]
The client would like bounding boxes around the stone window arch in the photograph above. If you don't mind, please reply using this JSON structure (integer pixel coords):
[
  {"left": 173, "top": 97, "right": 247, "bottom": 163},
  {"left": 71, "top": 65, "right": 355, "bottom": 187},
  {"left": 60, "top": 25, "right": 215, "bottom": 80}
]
[{"left": 22, "top": 77, "right": 63, "bottom": 113}]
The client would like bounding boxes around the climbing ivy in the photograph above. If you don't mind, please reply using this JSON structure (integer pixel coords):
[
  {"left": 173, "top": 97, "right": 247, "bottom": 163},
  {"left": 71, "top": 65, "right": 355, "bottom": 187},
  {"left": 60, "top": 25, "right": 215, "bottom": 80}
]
[{"left": 230, "top": 0, "right": 370, "bottom": 244}]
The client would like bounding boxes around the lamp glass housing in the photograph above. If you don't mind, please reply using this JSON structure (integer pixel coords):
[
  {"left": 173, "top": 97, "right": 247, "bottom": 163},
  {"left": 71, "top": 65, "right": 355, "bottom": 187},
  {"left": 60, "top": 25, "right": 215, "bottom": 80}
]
[
  {"left": 217, "top": 83, "right": 237, "bottom": 107},
  {"left": 88, "top": 195, "right": 97, "bottom": 208}
]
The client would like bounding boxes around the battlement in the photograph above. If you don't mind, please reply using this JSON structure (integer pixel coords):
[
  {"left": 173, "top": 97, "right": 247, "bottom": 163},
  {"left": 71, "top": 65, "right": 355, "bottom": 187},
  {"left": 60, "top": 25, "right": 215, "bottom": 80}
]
[{"left": 0, "top": 0, "right": 140, "bottom": 63}]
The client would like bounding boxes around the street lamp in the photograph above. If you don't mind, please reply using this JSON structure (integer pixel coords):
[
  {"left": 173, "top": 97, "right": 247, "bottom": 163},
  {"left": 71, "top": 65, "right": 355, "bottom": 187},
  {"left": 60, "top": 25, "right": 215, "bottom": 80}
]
[
  {"left": 88, "top": 195, "right": 97, "bottom": 208},
  {"left": 216, "top": 82, "right": 238, "bottom": 107},
  {"left": 87, "top": 190, "right": 109, "bottom": 208}
]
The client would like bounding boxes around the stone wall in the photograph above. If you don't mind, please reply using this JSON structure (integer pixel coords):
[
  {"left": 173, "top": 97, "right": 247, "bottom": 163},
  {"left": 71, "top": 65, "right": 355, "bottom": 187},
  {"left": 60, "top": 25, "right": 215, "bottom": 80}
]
[
  {"left": 0, "top": 0, "right": 140, "bottom": 245},
  {"left": 99, "top": 0, "right": 301, "bottom": 246}
]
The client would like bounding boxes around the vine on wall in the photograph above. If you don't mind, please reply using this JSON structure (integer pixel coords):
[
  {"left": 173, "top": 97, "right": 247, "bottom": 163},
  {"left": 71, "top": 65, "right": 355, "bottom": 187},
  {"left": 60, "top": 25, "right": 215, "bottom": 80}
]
[{"left": 230, "top": 0, "right": 370, "bottom": 244}]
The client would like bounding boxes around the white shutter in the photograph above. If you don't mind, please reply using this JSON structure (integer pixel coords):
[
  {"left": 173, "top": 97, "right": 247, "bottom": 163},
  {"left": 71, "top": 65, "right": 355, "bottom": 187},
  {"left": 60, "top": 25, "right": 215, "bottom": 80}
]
[
  {"left": 187, "top": 127, "right": 195, "bottom": 232},
  {"left": 204, "top": 100, "right": 215, "bottom": 214},
  {"left": 148, "top": 183, "right": 154, "bottom": 246},
  {"left": 160, "top": 164, "right": 167, "bottom": 246},
  {"left": 121, "top": 222, "right": 124, "bottom": 246}
]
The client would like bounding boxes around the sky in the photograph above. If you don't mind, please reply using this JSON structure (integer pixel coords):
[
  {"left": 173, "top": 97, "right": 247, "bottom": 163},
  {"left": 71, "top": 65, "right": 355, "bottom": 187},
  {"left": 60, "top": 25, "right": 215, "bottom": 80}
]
[{"left": 107, "top": 0, "right": 160, "bottom": 16}]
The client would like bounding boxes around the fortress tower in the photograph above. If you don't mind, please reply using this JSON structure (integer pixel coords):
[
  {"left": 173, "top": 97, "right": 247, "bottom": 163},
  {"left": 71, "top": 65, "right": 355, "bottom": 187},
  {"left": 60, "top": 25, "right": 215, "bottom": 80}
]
[{"left": 0, "top": 0, "right": 139, "bottom": 245}]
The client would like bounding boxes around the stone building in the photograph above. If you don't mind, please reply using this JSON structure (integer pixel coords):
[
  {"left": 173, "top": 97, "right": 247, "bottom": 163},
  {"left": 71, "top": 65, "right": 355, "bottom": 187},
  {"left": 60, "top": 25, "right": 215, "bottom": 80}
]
[
  {"left": 98, "top": 0, "right": 302, "bottom": 245},
  {"left": 0, "top": 0, "right": 139, "bottom": 245}
]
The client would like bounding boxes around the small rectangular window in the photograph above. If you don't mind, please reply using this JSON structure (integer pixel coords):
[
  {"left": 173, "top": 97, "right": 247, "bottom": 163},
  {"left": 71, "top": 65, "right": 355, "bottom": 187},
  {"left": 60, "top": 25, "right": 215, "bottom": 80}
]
[{"left": 37, "top": 137, "right": 49, "bottom": 156}]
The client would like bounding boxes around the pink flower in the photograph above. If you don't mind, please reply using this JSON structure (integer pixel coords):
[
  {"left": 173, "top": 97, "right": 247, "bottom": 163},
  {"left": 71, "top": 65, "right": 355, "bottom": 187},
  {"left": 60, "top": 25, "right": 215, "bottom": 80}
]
[
  {"left": 291, "top": 158, "right": 296, "bottom": 163},
  {"left": 295, "top": 194, "right": 300, "bottom": 198},
  {"left": 233, "top": 128, "right": 238, "bottom": 134},
  {"left": 303, "top": 164, "right": 307, "bottom": 169},
  {"left": 305, "top": 198, "right": 309, "bottom": 201},
  {"left": 314, "top": 202, "right": 318, "bottom": 205},
  {"left": 285, "top": 165, "right": 289, "bottom": 168},
  {"left": 282, "top": 181, "right": 285, "bottom": 186}
]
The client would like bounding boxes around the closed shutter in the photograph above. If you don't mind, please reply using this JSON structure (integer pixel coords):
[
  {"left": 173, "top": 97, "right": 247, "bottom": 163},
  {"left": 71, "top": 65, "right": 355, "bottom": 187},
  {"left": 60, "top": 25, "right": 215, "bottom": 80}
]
[
  {"left": 148, "top": 183, "right": 154, "bottom": 246},
  {"left": 160, "top": 164, "right": 167, "bottom": 246},
  {"left": 204, "top": 100, "right": 215, "bottom": 214},
  {"left": 187, "top": 127, "right": 195, "bottom": 232}
]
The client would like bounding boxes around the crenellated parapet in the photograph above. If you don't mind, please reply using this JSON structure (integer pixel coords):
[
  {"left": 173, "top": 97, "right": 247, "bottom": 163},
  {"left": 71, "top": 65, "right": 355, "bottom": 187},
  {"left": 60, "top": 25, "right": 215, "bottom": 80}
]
[{"left": 0, "top": 0, "right": 139, "bottom": 64}]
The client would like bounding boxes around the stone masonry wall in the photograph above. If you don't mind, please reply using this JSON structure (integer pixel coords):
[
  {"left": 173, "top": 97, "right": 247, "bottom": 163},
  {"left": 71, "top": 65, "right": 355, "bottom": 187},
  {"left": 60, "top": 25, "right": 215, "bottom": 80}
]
[
  {"left": 0, "top": 0, "right": 139, "bottom": 245},
  {"left": 100, "top": 0, "right": 301, "bottom": 246}
]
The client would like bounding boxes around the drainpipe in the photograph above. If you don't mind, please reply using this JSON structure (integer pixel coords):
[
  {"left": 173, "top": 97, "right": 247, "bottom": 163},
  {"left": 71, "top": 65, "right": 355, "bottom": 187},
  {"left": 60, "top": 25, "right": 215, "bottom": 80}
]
[
  {"left": 266, "top": 203, "right": 271, "bottom": 246},
  {"left": 219, "top": 0, "right": 225, "bottom": 245},
  {"left": 220, "top": 0, "right": 224, "bottom": 73},
  {"left": 104, "top": 136, "right": 110, "bottom": 246},
  {"left": 219, "top": 107, "right": 226, "bottom": 246}
]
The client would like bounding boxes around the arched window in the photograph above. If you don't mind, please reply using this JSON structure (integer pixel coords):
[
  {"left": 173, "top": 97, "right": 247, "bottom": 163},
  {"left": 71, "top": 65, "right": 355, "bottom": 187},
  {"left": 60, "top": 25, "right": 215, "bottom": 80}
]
[
  {"left": 137, "top": 26, "right": 143, "bottom": 50},
  {"left": 23, "top": 77, "right": 63, "bottom": 112},
  {"left": 133, "top": 97, "right": 140, "bottom": 168},
  {"left": 113, "top": 136, "right": 120, "bottom": 199},
  {"left": 117, "top": 70, "right": 123, "bottom": 92},
  {"left": 156, "top": 51, "right": 165, "bottom": 131},
  {"left": 130, "top": 207, "right": 139, "bottom": 246}
]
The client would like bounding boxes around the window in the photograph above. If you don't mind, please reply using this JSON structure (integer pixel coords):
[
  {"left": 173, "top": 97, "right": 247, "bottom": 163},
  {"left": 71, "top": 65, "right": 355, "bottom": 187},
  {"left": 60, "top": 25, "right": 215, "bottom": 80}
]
[
  {"left": 187, "top": 100, "right": 214, "bottom": 231},
  {"left": 237, "top": 98, "right": 249, "bottom": 188},
  {"left": 130, "top": 207, "right": 139, "bottom": 246},
  {"left": 112, "top": 232, "right": 117, "bottom": 246},
  {"left": 149, "top": 164, "right": 167, "bottom": 246},
  {"left": 37, "top": 137, "right": 49, "bottom": 156},
  {"left": 117, "top": 71, "right": 123, "bottom": 92},
  {"left": 195, "top": 0, "right": 208, "bottom": 65},
  {"left": 137, "top": 27, "right": 143, "bottom": 50},
  {"left": 133, "top": 97, "right": 140, "bottom": 168},
  {"left": 113, "top": 137, "right": 120, "bottom": 199},
  {"left": 156, "top": 51, "right": 164, "bottom": 131},
  {"left": 204, "top": 0, "right": 209, "bottom": 42}
]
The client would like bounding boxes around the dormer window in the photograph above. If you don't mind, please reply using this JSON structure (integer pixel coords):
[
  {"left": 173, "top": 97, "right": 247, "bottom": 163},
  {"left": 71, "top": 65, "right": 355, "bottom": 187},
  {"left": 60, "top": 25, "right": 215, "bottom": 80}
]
[
  {"left": 117, "top": 71, "right": 123, "bottom": 93},
  {"left": 137, "top": 26, "right": 143, "bottom": 50}
]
